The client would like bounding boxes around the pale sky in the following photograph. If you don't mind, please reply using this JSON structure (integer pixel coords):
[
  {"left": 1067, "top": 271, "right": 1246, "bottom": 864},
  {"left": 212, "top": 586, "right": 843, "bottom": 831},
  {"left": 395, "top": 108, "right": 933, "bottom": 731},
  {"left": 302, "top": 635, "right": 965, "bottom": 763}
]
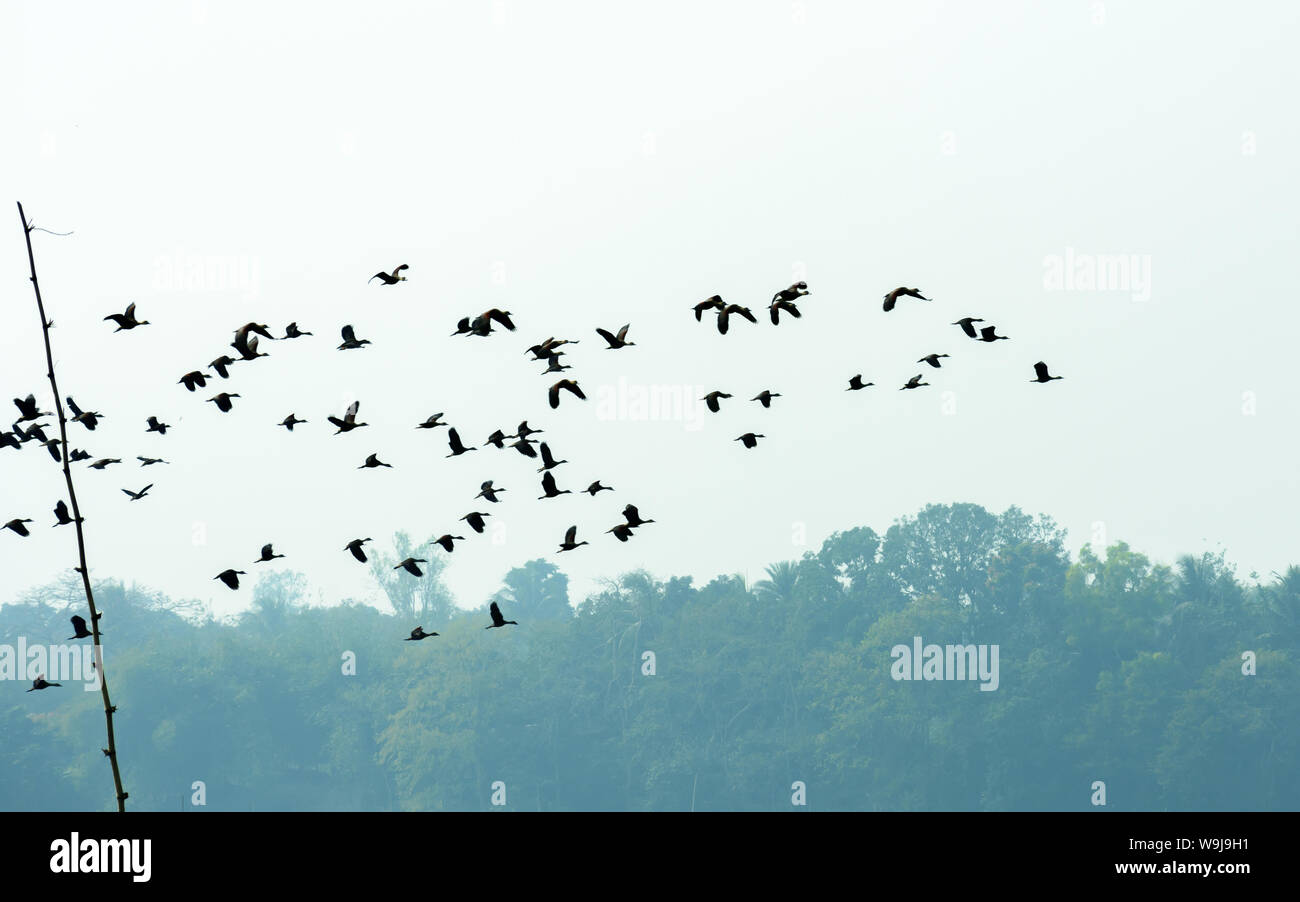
[{"left": 2, "top": 1, "right": 1298, "bottom": 619}]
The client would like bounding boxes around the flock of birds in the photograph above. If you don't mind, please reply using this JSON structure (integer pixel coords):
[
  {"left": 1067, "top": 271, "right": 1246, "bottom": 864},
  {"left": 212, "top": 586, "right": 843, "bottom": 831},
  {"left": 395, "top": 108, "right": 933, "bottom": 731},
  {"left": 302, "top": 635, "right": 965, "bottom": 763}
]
[{"left": 6, "top": 266, "right": 1062, "bottom": 672}]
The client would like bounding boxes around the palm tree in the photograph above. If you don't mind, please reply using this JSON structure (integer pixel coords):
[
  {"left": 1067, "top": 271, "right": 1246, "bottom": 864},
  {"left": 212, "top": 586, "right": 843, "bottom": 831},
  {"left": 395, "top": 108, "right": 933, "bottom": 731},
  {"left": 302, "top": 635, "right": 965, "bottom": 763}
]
[{"left": 754, "top": 561, "right": 798, "bottom": 605}]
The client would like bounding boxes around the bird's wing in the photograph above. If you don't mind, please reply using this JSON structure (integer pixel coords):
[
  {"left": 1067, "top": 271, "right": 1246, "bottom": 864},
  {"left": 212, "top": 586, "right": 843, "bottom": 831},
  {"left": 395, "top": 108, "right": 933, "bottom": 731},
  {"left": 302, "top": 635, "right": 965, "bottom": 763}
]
[
  {"left": 595, "top": 328, "right": 616, "bottom": 345},
  {"left": 341, "top": 325, "right": 356, "bottom": 342},
  {"left": 565, "top": 525, "right": 577, "bottom": 544},
  {"left": 125, "top": 303, "right": 137, "bottom": 319},
  {"left": 617, "top": 324, "right": 630, "bottom": 341},
  {"left": 542, "top": 471, "right": 557, "bottom": 492}
]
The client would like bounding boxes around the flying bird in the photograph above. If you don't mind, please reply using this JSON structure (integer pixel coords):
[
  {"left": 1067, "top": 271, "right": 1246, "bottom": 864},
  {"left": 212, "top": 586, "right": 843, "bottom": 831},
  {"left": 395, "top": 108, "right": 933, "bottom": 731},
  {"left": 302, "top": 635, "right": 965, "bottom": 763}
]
[
  {"left": 137, "top": 456, "right": 168, "bottom": 466},
  {"left": 67, "top": 616, "right": 96, "bottom": 640},
  {"left": 26, "top": 675, "right": 61, "bottom": 692},
  {"left": 214, "top": 569, "right": 246, "bottom": 590},
  {"left": 13, "top": 394, "right": 49, "bottom": 422},
  {"left": 952, "top": 317, "right": 985, "bottom": 338},
  {"left": 344, "top": 538, "right": 373, "bottom": 563},
  {"left": 461, "top": 511, "right": 491, "bottom": 533},
  {"left": 3, "top": 518, "right": 34, "bottom": 537},
  {"left": 847, "top": 375, "right": 873, "bottom": 391},
  {"left": 432, "top": 534, "right": 466, "bottom": 553},
  {"left": 607, "top": 523, "right": 634, "bottom": 542},
  {"left": 179, "top": 371, "right": 208, "bottom": 392},
  {"left": 558, "top": 525, "right": 588, "bottom": 552},
  {"left": 752, "top": 390, "right": 781, "bottom": 408},
  {"left": 702, "top": 391, "right": 732, "bottom": 413},
  {"left": 623, "top": 504, "right": 655, "bottom": 528},
  {"left": 772, "top": 281, "right": 810, "bottom": 303},
  {"left": 1031, "top": 361, "right": 1063, "bottom": 383},
  {"left": 918, "top": 353, "right": 950, "bottom": 369},
  {"left": 735, "top": 433, "right": 765, "bottom": 449},
  {"left": 121, "top": 484, "right": 153, "bottom": 501},
  {"left": 470, "top": 308, "right": 516, "bottom": 335},
  {"left": 328, "top": 401, "right": 367, "bottom": 434},
  {"left": 693, "top": 295, "right": 726, "bottom": 321},
  {"left": 416, "top": 413, "right": 447, "bottom": 430},
  {"left": 283, "top": 322, "right": 313, "bottom": 339},
  {"left": 369, "top": 264, "right": 409, "bottom": 285},
  {"left": 538, "top": 471, "right": 572, "bottom": 499},
  {"left": 510, "top": 438, "right": 539, "bottom": 458},
  {"left": 476, "top": 481, "right": 506, "bottom": 503},
  {"left": 66, "top": 397, "right": 101, "bottom": 430},
  {"left": 536, "top": 443, "right": 567, "bottom": 472},
  {"left": 716, "top": 304, "right": 757, "bottom": 335},
  {"left": 548, "top": 379, "right": 586, "bottom": 409},
  {"left": 977, "top": 325, "right": 1009, "bottom": 342},
  {"left": 883, "top": 287, "right": 929, "bottom": 312},
  {"left": 596, "top": 324, "right": 636, "bottom": 349},
  {"left": 769, "top": 299, "right": 802, "bottom": 324},
  {"left": 208, "top": 392, "right": 241, "bottom": 413},
  {"left": 255, "top": 543, "right": 285, "bottom": 563},
  {"left": 146, "top": 416, "right": 170, "bottom": 435},
  {"left": 900, "top": 374, "right": 930, "bottom": 390},
  {"left": 53, "top": 500, "right": 81, "bottom": 527},
  {"left": 446, "top": 428, "right": 477, "bottom": 457},
  {"left": 514, "top": 421, "right": 543, "bottom": 440},
  {"left": 485, "top": 601, "right": 518, "bottom": 629},
  {"left": 104, "top": 302, "right": 149, "bottom": 331},
  {"left": 88, "top": 458, "right": 122, "bottom": 470},
  {"left": 405, "top": 626, "right": 438, "bottom": 641},
  {"left": 338, "top": 324, "right": 372, "bottom": 350},
  {"left": 209, "top": 356, "right": 236, "bottom": 379},
  {"left": 395, "top": 557, "right": 427, "bottom": 577},
  {"left": 358, "top": 453, "right": 393, "bottom": 470},
  {"left": 280, "top": 414, "right": 307, "bottom": 431},
  {"left": 585, "top": 481, "right": 613, "bottom": 496}
]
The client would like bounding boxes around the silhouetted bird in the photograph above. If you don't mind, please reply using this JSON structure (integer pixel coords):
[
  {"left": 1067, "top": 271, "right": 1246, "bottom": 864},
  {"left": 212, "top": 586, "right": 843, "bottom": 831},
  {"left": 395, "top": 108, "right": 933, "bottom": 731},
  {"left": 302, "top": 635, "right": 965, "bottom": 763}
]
[
  {"left": 900, "top": 374, "right": 930, "bottom": 390},
  {"left": 53, "top": 500, "right": 81, "bottom": 527},
  {"left": 432, "top": 534, "right": 465, "bottom": 552},
  {"left": 209, "top": 356, "right": 236, "bottom": 379},
  {"left": 69, "top": 449, "right": 91, "bottom": 462},
  {"left": 607, "top": 523, "right": 634, "bottom": 542},
  {"left": 918, "top": 353, "right": 950, "bottom": 368},
  {"left": 280, "top": 414, "right": 307, "bottom": 431},
  {"left": 470, "top": 308, "right": 516, "bottom": 335},
  {"left": 716, "top": 304, "right": 757, "bottom": 335},
  {"left": 514, "top": 421, "right": 543, "bottom": 440},
  {"left": 558, "top": 525, "right": 588, "bottom": 552},
  {"left": 769, "top": 299, "right": 802, "bottom": 324},
  {"left": 977, "top": 325, "right": 1009, "bottom": 342},
  {"left": 0, "top": 431, "right": 21, "bottom": 451},
  {"left": 13, "top": 394, "right": 48, "bottom": 422},
  {"left": 146, "top": 416, "right": 170, "bottom": 435},
  {"left": 88, "top": 458, "right": 121, "bottom": 470},
  {"left": 121, "top": 484, "right": 153, "bottom": 501},
  {"left": 27, "top": 675, "right": 61, "bottom": 691},
  {"left": 358, "top": 453, "right": 393, "bottom": 469},
  {"left": 735, "top": 433, "right": 765, "bottom": 449},
  {"left": 232, "top": 323, "right": 273, "bottom": 360},
  {"left": 485, "top": 601, "right": 517, "bottom": 629},
  {"left": 1031, "top": 361, "right": 1063, "bottom": 383},
  {"left": 752, "top": 390, "right": 781, "bottom": 408},
  {"left": 485, "top": 429, "right": 508, "bottom": 449},
  {"left": 137, "top": 456, "right": 168, "bottom": 466},
  {"left": 395, "top": 557, "right": 427, "bottom": 577},
  {"left": 214, "top": 569, "right": 246, "bottom": 590},
  {"left": 255, "top": 543, "right": 285, "bottom": 563},
  {"left": 338, "top": 324, "right": 371, "bottom": 350},
  {"left": 104, "top": 302, "right": 149, "bottom": 331},
  {"left": 952, "top": 317, "right": 985, "bottom": 338},
  {"left": 702, "top": 391, "right": 732, "bottom": 413},
  {"left": 538, "top": 471, "right": 572, "bottom": 499},
  {"left": 540, "top": 355, "right": 572, "bottom": 374},
  {"left": 847, "top": 375, "right": 873, "bottom": 391},
  {"left": 232, "top": 334, "right": 269, "bottom": 362},
  {"left": 693, "top": 295, "right": 726, "bottom": 321},
  {"left": 476, "top": 481, "right": 506, "bottom": 503},
  {"left": 549, "top": 379, "right": 586, "bottom": 409},
  {"left": 208, "top": 392, "right": 240, "bottom": 413},
  {"left": 772, "top": 281, "right": 810, "bottom": 304},
  {"left": 344, "top": 538, "right": 372, "bottom": 562},
  {"left": 328, "top": 401, "right": 367, "bottom": 434},
  {"left": 406, "top": 626, "right": 438, "bottom": 640},
  {"left": 66, "top": 397, "right": 101, "bottom": 430},
  {"left": 416, "top": 413, "right": 447, "bottom": 430},
  {"left": 451, "top": 317, "right": 473, "bottom": 337},
  {"left": 369, "top": 264, "right": 409, "bottom": 284},
  {"left": 179, "top": 371, "right": 208, "bottom": 392},
  {"left": 596, "top": 324, "right": 635, "bottom": 349},
  {"left": 461, "top": 511, "right": 490, "bottom": 533},
  {"left": 446, "top": 428, "right": 477, "bottom": 458},
  {"left": 585, "top": 481, "right": 613, "bottom": 496},
  {"left": 283, "top": 322, "right": 313, "bottom": 339},
  {"left": 883, "top": 287, "right": 929, "bottom": 312},
  {"left": 4, "top": 518, "right": 33, "bottom": 537},
  {"left": 68, "top": 616, "right": 95, "bottom": 640},
  {"left": 537, "top": 443, "right": 567, "bottom": 472},
  {"left": 623, "top": 504, "right": 655, "bottom": 528},
  {"left": 40, "top": 439, "right": 61, "bottom": 462},
  {"left": 511, "top": 438, "right": 539, "bottom": 458}
]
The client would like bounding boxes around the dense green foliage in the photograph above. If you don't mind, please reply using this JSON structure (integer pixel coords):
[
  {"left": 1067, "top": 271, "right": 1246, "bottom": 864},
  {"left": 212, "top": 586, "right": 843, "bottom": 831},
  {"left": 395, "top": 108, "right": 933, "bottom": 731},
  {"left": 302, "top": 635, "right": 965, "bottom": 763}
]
[{"left": 2, "top": 504, "right": 1295, "bottom": 811}]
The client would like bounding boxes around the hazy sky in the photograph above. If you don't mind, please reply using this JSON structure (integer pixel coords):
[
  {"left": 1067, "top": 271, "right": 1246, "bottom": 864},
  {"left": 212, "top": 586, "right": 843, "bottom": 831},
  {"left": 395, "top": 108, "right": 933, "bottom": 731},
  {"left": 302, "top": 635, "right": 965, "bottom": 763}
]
[{"left": 2, "top": 1, "right": 1298, "bottom": 619}]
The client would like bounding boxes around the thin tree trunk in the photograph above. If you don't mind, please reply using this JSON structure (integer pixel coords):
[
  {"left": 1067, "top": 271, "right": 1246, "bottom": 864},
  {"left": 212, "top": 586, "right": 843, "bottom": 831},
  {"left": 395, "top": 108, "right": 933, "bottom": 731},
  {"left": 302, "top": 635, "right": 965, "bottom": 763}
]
[{"left": 16, "top": 202, "right": 128, "bottom": 812}]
